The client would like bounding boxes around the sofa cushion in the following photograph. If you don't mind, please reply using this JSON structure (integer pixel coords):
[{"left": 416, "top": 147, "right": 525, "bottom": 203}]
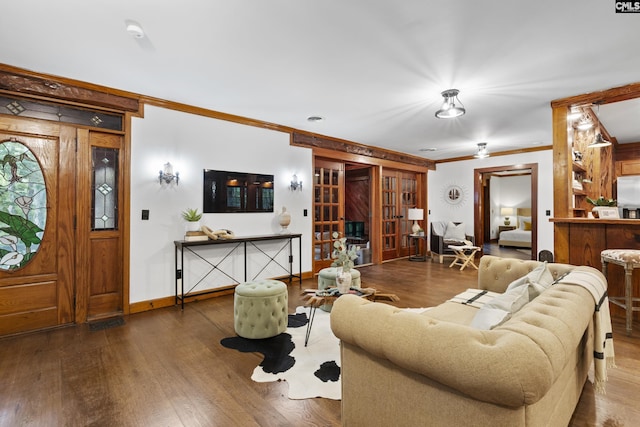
[
  {"left": 471, "top": 262, "right": 554, "bottom": 330},
  {"left": 506, "top": 261, "right": 554, "bottom": 301},
  {"left": 470, "top": 282, "right": 530, "bottom": 329},
  {"left": 444, "top": 222, "right": 466, "bottom": 241}
]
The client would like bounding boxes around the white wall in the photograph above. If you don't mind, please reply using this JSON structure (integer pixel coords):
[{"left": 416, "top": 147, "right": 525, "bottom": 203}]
[
  {"left": 129, "top": 105, "right": 312, "bottom": 303},
  {"left": 428, "top": 150, "right": 554, "bottom": 257}
]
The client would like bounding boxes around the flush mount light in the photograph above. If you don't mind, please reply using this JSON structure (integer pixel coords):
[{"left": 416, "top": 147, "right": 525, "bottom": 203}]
[
  {"left": 419, "top": 147, "right": 438, "bottom": 152},
  {"left": 576, "top": 121, "right": 593, "bottom": 130},
  {"left": 567, "top": 107, "right": 582, "bottom": 121},
  {"left": 125, "top": 20, "right": 145, "bottom": 38},
  {"left": 435, "top": 89, "right": 466, "bottom": 119},
  {"left": 474, "top": 142, "right": 489, "bottom": 159},
  {"left": 307, "top": 116, "right": 324, "bottom": 122}
]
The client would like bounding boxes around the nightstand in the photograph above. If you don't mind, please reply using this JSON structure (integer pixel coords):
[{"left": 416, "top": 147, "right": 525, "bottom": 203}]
[{"left": 498, "top": 225, "right": 516, "bottom": 233}]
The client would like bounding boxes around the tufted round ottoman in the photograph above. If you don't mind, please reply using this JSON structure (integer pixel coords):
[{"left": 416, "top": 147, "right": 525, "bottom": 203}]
[
  {"left": 234, "top": 279, "right": 288, "bottom": 339},
  {"left": 317, "top": 267, "right": 362, "bottom": 312}
]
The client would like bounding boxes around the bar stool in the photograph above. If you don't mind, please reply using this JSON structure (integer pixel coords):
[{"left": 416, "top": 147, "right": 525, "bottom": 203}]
[{"left": 601, "top": 249, "right": 640, "bottom": 335}]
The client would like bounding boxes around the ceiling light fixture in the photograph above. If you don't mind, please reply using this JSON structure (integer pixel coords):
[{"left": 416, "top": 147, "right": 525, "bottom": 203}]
[
  {"left": 125, "top": 20, "right": 145, "bottom": 39},
  {"left": 474, "top": 142, "right": 489, "bottom": 159},
  {"left": 307, "top": 115, "right": 324, "bottom": 122},
  {"left": 435, "top": 89, "right": 465, "bottom": 119},
  {"left": 576, "top": 118, "right": 593, "bottom": 130},
  {"left": 589, "top": 132, "right": 612, "bottom": 148},
  {"left": 567, "top": 107, "right": 582, "bottom": 121}
]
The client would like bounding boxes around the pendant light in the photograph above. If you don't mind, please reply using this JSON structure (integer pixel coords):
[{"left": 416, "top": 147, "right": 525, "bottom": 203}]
[
  {"left": 435, "top": 89, "right": 466, "bottom": 119},
  {"left": 588, "top": 103, "right": 612, "bottom": 148}
]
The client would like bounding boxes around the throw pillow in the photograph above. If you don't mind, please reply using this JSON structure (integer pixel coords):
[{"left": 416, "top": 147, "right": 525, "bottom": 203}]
[
  {"left": 523, "top": 221, "right": 532, "bottom": 231},
  {"left": 505, "top": 261, "right": 554, "bottom": 301},
  {"left": 443, "top": 222, "right": 466, "bottom": 241},
  {"left": 470, "top": 283, "right": 530, "bottom": 330},
  {"left": 518, "top": 216, "right": 531, "bottom": 230}
]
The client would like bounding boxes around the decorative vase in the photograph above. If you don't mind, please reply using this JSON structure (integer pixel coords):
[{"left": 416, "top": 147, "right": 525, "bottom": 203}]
[
  {"left": 185, "top": 221, "right": 201, "bottom": 233},
  {"left": 336, "top": 267, "right": 352, "bottom": 294},
  {"left": 279, "top": 206, "right": 291, "bottom": 234}
]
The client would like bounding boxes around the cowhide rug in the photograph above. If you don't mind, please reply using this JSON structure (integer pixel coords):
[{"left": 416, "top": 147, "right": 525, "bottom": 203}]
[{"left": 220, "top": 306, "right": 341, "bottom": 400}]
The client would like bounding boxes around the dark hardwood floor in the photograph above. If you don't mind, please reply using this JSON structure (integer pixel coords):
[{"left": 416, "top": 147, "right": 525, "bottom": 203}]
[
  {"left": 483, "top": 241, "right": 532, "bottom": 260},
  {"left": 1, "top": 257, "right": 638, "bottom": 426}
]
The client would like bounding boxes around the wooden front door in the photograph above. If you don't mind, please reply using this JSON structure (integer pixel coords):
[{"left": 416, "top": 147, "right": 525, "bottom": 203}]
[
  {"left": 76, "top": 130, "right": 125, "bottom": 321},
  {"left": 313, "top": 158, "right": 345, "bottom": 273},
  {"left": 382, "top": 169, "right": 418, "bottom": 261},
  {"left": 0, "top": 123, "right": 75, "bottom": 335}
]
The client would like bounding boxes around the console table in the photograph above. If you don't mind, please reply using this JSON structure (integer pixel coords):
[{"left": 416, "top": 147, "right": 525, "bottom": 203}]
[{"left": 174, "top": 233, "right": 302, "bottom": 309}]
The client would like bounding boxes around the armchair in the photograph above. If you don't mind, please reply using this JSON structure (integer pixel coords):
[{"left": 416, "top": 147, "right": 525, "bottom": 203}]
[{"left": 430, "top": 221, "right": 475, "bottom": 263}]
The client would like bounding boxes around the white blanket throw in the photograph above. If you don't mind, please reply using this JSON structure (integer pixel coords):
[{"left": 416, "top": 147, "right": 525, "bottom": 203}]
[{"left": 556, "top": 268, "right": 616, "bottom": 394}]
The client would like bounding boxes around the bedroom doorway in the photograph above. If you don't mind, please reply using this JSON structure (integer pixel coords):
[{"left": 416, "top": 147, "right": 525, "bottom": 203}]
[{"left": 473, "top": 164, "right": 538, "bottom": 260}]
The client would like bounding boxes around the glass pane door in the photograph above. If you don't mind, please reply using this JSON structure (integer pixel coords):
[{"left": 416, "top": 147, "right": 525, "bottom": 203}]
[
  {"left": 313, "top": 158, "right": 344, "bottom": 272},
  {"left": 382, "top": 172, "right": 398, "bottom": 259}
]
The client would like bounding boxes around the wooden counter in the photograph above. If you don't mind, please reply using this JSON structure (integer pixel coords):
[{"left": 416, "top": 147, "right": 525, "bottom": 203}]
[{"left": 551, "top": 217, "right": 640, "bottom": 321}]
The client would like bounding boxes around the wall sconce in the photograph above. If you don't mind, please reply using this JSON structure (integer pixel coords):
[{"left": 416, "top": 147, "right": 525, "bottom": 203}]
[
  {"left": 290, "top": 174, "right": 302, "bottom": 191},
  {"left": 159, "top": 162, "right": 179, "bottom": 185}
]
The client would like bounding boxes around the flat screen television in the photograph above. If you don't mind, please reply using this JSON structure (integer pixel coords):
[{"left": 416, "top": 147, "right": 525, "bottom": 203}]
[{"left": 203, "top": 169, "right": 274, "bottom": 213}]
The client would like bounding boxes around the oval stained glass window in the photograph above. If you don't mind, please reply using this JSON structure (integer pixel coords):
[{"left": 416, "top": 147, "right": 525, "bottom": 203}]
[{"left": 0, "top": 140, "right": 47, "bottom": 271}]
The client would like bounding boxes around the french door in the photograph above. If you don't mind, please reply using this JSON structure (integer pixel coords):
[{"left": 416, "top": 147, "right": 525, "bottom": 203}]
[
  {"left": 382, "top": 169, "right": 419, "bottom": 261},
  {"left": 313, "top": 158, "right": 344, "bottom": 273}
]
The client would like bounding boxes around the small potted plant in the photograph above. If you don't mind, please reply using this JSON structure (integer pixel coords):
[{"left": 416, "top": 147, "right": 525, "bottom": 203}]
[
  {"left": 586, "top": 196, "right": 616, "bottom": 218},
  {"left": 181, "top": 208, "right": 203, "bottom": 231}
]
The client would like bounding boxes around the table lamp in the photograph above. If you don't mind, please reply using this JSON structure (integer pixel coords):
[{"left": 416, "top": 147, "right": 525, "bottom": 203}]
[
  {"left": 500, "top": 207, "right": 515, "bottom": 226},
  {"left": 408, "top": 208, "right": 424, "bottom": 234}
]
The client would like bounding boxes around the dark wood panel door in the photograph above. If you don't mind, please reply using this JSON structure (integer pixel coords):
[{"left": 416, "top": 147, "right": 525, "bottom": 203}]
[{"left": 0, "top": 124, "right": 75, "bottom": 335}]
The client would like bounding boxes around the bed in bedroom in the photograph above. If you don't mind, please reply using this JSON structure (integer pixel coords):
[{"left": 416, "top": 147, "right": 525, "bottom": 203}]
[{"left": 498, "top": 208, "right": 532, "bottom": 248}]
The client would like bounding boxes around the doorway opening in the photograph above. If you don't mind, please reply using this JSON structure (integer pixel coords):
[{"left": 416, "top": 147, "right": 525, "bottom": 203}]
[
  {"left": 474, "top": 163, "right": 538, "bottom": 260},
  {"left": 345, "top": 163, "right": 373, "bottom": 267}
]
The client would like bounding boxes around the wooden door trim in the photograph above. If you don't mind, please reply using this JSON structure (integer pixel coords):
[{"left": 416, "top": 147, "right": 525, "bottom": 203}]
[
  {"left": 75, "top": 129, "right": 90, "bottom": 323},
  {"left": 473, "top": 163, "right": 538, "bottom": 259}
]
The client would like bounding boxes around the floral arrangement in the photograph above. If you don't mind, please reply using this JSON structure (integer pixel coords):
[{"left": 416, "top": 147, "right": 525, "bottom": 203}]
[
  {"left": 331, "top": 231, "right": 359, "bottom": 272},
  {"left": 586, "top": 196, "right": 617, "bottom": 207}
]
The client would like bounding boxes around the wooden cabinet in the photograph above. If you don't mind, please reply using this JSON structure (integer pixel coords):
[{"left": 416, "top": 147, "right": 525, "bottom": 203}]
[{"left": 550, "top": 218, "right": 640, "bottom": 322}]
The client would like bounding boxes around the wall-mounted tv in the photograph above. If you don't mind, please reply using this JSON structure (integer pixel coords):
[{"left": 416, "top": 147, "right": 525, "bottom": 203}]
[{"left": 203, "top": 169, "right": 274, "bottom": 213}]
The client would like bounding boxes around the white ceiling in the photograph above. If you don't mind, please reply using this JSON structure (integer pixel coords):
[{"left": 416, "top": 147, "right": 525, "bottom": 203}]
[{"left": 1, "top": 0, "right": 639, "bottom": 161}]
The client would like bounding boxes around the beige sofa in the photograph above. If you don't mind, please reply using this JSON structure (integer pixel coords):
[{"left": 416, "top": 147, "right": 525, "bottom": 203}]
[{"left": 331, "top": 255, "right": 604, "bottom": 427}]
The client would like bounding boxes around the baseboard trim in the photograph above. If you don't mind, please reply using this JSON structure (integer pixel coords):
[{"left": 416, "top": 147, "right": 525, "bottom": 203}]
[{"left": 129, "top": 271, "right": 314, "bottom": 314}]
